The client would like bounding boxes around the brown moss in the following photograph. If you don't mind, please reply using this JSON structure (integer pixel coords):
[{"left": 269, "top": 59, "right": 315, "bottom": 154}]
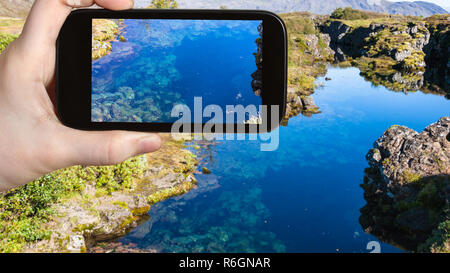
[{"left": 130, "top": 206, "right": 150, "bottom": 216}]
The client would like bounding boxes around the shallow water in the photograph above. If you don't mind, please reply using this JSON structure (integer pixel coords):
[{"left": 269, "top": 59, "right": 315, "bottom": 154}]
[
  {"left": 92, "top": 19, "right": 261, "bottom": 123},
  {"left": 117, "top": 66, "right": 449, "bottom": 253}
]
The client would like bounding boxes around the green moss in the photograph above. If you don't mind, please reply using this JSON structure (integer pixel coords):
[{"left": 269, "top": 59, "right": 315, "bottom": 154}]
[
  {"left": 389, "top": 124, "right": 401, "bottom": 129},
  {"left": 290, "top": 73, "right": 316, "bottom": 91},
  {"left": 382, "top": 158, "right": 392, "bottom": 166},
  {"left": 73, "top": 223, "right": 96, "bottom": 233},
  {"left": 402, "top": 170, "right": 423, "bottom": 183},
  {"left": 119, "top": 215, "right": 134, "bottom": 230},
  {"left": 146, "top": 180, "right": 196, "bottom": 205},
  {"left": 112, "top": 201, "right": 128, "bottom": 209}
]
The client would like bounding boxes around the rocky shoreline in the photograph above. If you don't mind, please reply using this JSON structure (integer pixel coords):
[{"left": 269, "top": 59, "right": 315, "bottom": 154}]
[
  {"left": 0, "top": 135, "right": 199, "bottom": 252},
  {"left": 281, "top": 11, "right": 449, "bottom": 123},
  {"left": 280, "top": 13, "right": 334, "bottom": 123},
  {"left": 361, "top": 117, "right": 449, "bottom": 252},
  {"left": 92, "top": 19, "right": 121, "bottom": 60},
  {"left": 320, "top": 14, "right": 449, "bottom": 95}
]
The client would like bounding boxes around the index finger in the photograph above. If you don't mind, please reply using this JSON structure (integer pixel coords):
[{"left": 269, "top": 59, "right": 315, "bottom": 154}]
[{"left": 20, "top": 0, "right": 134, "bottom": 50}]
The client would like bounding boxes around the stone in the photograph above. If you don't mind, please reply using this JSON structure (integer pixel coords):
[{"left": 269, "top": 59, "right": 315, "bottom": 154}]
[
  {"left": 361, "top": 117, "right": 450, "bottom": 251},
  {"left": 301, "top": 96, "right": 317, "bottom": 112},
  {"left": 67, "top": 235, "right": 86, "bottom": 252},
  {"left": 367, "top": 117, "right": 450, "bottom": 183}
]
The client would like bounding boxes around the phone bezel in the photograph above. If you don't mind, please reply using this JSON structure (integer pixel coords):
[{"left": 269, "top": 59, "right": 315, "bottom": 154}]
[{"left": 56, "top": 9, "right": 287, "bottom": 133}]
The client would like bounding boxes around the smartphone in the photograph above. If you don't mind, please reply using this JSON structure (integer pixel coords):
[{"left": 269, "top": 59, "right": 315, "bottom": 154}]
[{"left": 56, "top": 9, "right": 287, "bottom": 133}]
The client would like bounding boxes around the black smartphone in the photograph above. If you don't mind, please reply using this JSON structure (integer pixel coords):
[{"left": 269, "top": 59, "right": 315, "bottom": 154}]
[{"left": 56, "top": 9, "right": 287, "bottom": 133}]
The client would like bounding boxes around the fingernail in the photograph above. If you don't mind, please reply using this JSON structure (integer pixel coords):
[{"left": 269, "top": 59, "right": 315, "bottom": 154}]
[
  {"left": 138, "top": 135, "right": 162, "bottom": 154},
  {"left": 66, "top": 0, "right": 81, "bottom": 6}
]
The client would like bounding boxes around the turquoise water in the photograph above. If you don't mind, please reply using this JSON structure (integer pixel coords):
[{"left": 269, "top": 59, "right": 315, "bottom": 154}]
[
  {"left": 118, "top": 66, "right": 449, "bottom": 253},
  {"left": 92, "top": 19, "right": 261, "bottom": 123}
]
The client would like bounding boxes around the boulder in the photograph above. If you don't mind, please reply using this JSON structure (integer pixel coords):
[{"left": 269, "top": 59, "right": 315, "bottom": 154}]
[
  {"left": 367, "top": 117, "right": 450, "bottom": 183},
  {"left": 361, "top": 117, "right": 450, "bottom": 252}
]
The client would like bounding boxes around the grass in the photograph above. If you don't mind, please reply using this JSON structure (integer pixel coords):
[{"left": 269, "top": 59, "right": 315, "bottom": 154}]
[
  {"left": 328, "top": 7, "right": 423, "bottom": 29},
  {"left": 0, "top": 32, "right": 17, "bottom": 53},
  {"left": 281, "top": 13, "right": 318, "bottom": 35},
  {"left": 280, "top": 12, "right": 332, "bottom": 96}
]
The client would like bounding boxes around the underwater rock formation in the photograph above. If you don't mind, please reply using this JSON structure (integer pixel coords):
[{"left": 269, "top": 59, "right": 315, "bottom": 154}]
[
  {"left": 91, "top": 81, "right": 183, "bottom": 123},
  {"left": 360, "top": 117, "right": 450, "bottom": 252}
]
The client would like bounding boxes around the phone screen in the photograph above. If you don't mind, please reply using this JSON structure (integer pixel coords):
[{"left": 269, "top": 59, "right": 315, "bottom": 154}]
[{"left": 91, "top": 19, "right": 263, "bottom": 124}]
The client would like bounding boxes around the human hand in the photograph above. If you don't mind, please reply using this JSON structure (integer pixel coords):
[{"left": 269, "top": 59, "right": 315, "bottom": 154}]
[{"left": 0, "top": 0, "right": 161, "bottom": 191}]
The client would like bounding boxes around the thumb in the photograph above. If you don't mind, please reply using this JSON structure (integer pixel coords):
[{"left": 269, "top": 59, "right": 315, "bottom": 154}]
[{"left": 63, "top": 129, "right": 162, "bottom": 166}]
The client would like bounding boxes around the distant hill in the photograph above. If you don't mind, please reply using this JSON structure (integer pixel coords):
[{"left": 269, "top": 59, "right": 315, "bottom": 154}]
[
  {"left": 387, "top": 1, "right": 449, "bottom": 16},
  {"left": 175, "top": 0, "right": 448, "bottom": 16}
]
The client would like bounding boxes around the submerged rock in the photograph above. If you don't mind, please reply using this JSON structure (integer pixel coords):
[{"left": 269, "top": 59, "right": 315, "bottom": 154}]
[
  {"left": 202, "top": 167, "right": 211, "bottom": 174},
  {"left": 361, "top": 117, "right": 449, "bottom": 252}
]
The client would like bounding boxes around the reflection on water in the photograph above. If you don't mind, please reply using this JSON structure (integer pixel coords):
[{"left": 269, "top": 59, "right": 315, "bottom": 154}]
[
  {"left": 117, "top": 66, "right": 449, "bottom": 252},
  {"left": 92, "top": 19, "right": 261, "bottom": 123}
]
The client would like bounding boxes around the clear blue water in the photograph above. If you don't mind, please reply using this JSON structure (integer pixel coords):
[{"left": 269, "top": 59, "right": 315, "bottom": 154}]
[
  {"left": 118, "top": 66, "right": 449, "bottom": 253},
  {"left": 92, "top": 19, "right": 261, "bottom": 123}
]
